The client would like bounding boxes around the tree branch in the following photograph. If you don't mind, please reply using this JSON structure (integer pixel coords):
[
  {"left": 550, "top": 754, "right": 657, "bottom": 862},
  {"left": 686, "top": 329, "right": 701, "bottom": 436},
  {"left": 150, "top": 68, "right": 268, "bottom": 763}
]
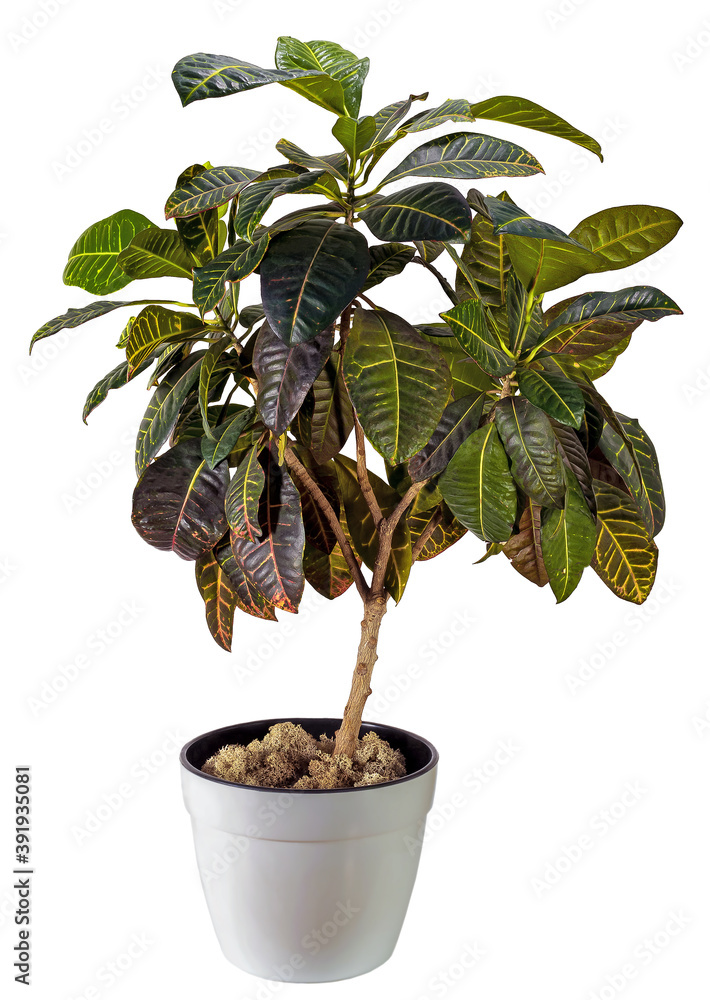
[
  {"left": 371, "top": 479, "right": 427, "bottom": 594},
  {"left": 411, "top": 507, "right": 444, "bottom": 561},
  {"left": 354, "top": 420, "right": 383, "bottom": 528},
  {"left": 412, "top": 255, "right": 459, "bottom": 306},
  {"left": 284, "top": 445, "right": 370, "bottom": 603}
]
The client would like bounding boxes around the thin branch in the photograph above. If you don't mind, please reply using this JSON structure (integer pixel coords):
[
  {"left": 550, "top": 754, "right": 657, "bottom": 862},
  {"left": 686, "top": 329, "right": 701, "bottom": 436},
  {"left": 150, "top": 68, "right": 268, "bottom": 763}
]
[
  {"left": 284, "top": 445, "right": 370, "bottom": 603},
  {"left": 354, "top": 420, "right": 383, "bottom": 527},
  {"left": 412, "top": 507, "right": 444, "bottom": 561},
  {"left": 371, "top": 480, "right": 428, "bottom": 594},
  {"left": 358, "top": 293, "right": 378, "bottom": 309},
  {"left": 412, "top": 256, "right": 459, "bottom": 306}
]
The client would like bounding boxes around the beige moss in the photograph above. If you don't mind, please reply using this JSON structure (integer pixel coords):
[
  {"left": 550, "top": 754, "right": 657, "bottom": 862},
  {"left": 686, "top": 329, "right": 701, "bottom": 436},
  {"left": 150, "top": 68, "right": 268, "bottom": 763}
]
[{"left": 201, "top": 722, "right": 407, "bottom": 790}]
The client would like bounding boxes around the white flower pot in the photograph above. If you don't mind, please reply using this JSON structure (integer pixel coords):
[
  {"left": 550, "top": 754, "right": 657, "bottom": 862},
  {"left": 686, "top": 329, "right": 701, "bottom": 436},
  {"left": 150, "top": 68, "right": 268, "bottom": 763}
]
[{"left": 180, "top": 717, "right": 438, "bottom": 982}]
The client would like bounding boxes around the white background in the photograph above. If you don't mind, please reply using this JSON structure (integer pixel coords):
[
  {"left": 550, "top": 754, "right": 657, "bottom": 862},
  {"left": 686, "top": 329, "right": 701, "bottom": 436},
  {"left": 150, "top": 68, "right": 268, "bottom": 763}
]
[{"left": 2, "top": 0, "right": 709, "bottom": 997}]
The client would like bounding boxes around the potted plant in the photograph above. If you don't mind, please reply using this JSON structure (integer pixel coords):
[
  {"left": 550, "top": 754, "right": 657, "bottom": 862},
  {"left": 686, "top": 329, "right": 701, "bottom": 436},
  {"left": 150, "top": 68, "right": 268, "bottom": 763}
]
[{"left": 32, "top": 37, "right": 683, "bottom": 983}]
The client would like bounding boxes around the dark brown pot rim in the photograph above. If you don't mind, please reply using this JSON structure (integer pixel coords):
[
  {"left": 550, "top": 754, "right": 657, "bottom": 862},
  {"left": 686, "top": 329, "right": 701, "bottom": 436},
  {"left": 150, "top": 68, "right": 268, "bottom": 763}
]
[{"left": 180, "top": 717, "right": 439, "bottom": 794}]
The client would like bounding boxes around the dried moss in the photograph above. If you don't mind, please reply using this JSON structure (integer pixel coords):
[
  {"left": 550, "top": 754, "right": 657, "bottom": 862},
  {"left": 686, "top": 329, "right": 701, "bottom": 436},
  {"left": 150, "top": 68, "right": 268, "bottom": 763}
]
[{"left": 201, "top": 721, "right": 407, "bottom": 789}]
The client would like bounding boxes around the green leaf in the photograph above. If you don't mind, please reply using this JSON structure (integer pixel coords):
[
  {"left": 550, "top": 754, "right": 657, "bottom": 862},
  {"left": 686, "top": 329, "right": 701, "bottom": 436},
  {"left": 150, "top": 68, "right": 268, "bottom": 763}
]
[
  {"left": 235, "top": 170, "right": 340, "bottom": 242},
  {"left": 438, "top": 423, "right": 517, "bottom": 542},
  {"left": 494, "top": 396, "right": 566, "bottom": 507},
  {"left": 408, "top": 503, "right": 467, "bottom": 561},
  {"left": 343, "top": 307, "right": 451, "bottom": 464},
  {"left": 334, "top": 455, "right": 412, "bottom": 602},
  {"left": 230, "top": 443, "right": 305, "bottom": 612},
  {"left": 226, "top": 443, "right": 265, "bottom": 542},
  {"left": 275, "top": 37, "right": 369, "bottom": 116},
  {"left": 598, "top": 413, "right": 664, "bottom": 535},
  {"left": 360, "top": 182, "right": 472, "bottom": 242},
  {"left": 171, "top": 51, "right": 322, "bottom": 106},
  {"left": 260, "top": 219, "right": 370, "bottom": 345},
  {"left": 414, "top": 240, "right": 445, "bottom": 263},
  {"left": 409, "top": 391, "right": 486, "bottom": 481},
  {"left": 275, "top": 139, "right": 349, "bottom": 182},
  {"left": 195, "top": 549, "right": 239, "bottom": 651},
  {"left": 201, "top": 406, "right": 255, "bottom": 468},
  {"left": 552, "top": 422, "right": 596, "bottom": 515},
  {"left": 541, "top": 468, "right": 596, "bottom": 602},
  {"left": 303, "top": 506, "right": 359, "bottom": 598},
  {"left": 441, "top": 298, "right": 514, "bottom": 377},
  {"left": 63, "top": 209, "right": 153, "bottom": 295},
  {"left": 501, "top": 499, "right": 549, "bottom": 587},
  {"left": 82, "top": 356, "right": 152, "bottom": 423},
  {"left": 332, "top": 115, "right": 376, "bottom": 161},
  {"left": 117, "top": 227, "right": 194, "bottom": 280},
  {"left": 399, "top": 98, "right": 476, "bottom": 132},
  {"left": 290, "top": 447, "right": 341, "bottom": 554},
  {"left": 419, "top": 328, "right": 496, "bottom": 398},
  {"left": 199, "top": 337, "right": 232, "bottom": 438},
  {"left": 132, "top": 437, "right": 229, "bottom": 560},
  {"left": 380, "top": 132, "right": 543, "bottom": 186},
  {"left": 296, "top": 352, "right": 355, "bottom": 463},
  {"left": 570, "top": 204, "right": 683, "bottom": 270},
  {"left": 591, "top": 480, "right": 658, "bottom": 604},
  {"left": 470, "top": 95, "right": 603, "bottom": 160},
  {"left": 516, "top": 368, "right": 584, "bottom": 428},
  {"left": 126, "top": 304, "right": 203, "bottom": 374},
  {"left": 456, "top": 210, "right": 510, "bottom": 310},
  {"left": 538, "top": 286, "right": 683, "bottom": 352},
  {"left": 253, "top": 320, "right": 334, "bottom": 435},
  {"left": 31, "top": 300, "right": 139, "bottom": 352},
  {"left": 212, "top": 536, "right": 276, "bottom": 620},
  {"left": 363, "top": 242, "right": 415, "bottom": 291},
  {"left": 371, "top": 92, "right": 428, "bottom": 143},
  {"left": 135, "top": 351, "right": 206, "bottom": 475},
  {"left": 165, "top": 165, "right": 259, "bottom": 218},
  {"left": 538, "top": 296, "right": 640, "bottom": 361},
  {"left": 193, "top": 235, "right": 270, "bottom": 315}
]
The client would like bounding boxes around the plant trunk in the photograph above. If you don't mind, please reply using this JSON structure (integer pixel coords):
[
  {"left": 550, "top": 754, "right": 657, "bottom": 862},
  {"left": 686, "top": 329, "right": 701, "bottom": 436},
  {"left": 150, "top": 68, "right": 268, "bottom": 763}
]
[{"left": 333, "top": 594, "right": 388, "bottom": 758}]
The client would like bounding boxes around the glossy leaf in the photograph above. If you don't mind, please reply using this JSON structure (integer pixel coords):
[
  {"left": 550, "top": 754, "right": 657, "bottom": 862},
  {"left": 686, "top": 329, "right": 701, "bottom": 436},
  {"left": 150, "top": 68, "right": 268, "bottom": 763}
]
[
  {"left": 541, "top": 469, "right": 596, "bottom": 603},
  {"left": 117, "top": 228, "right": 194, "bottom": 280},
  {"left": 438, "top": 423, "right": 517, "bottom": 542},
  {"left": 495, "top": 396, "right": 566, "bottom": 507},
  {"left": 195, "top": 550, "right": 239, "bottom": 651},
  {"left": 275, "top": 139, "right": 349, "bottom": 181},
  {"left": 539, "top": 296, "right": 641, "bottom": 361},
  {"left": 409, "top": 391, "right": 486, "bottom": 481},
  {"left": 408, "top": 503, "right": 468, "bottom": 561},
  {"left": 332, "top": 115, "right": 376, "bottom": 160},
  {"left": 297, "top": 352, "right": 355, "bottom": 463},
  {"left": 165, "top": 165, "right": 259, "bottom": 218},
  {"left": 193, "top": 235, "right": 270, "bottom": 315},
  {"left": 598, "top": 413, "right": 664, "bottom": 535},
  {"left": 275, "top": 37, "right": 369, "bottom": 116},
  {"left": 501, "top": 499, "right": 549, "bottom": 586},
  {"left": 440, "top": 298, "right": 514, "bottom": 377},
  {"left": 31, "top": 299, "right": 140, "bottom": 352},
  {"left": 290, "top": 447, "right": 341, "bottom": 554},
  {"left": 214, "top": 535, "right": 277, "bottom": 620},
  {"left": 343, "top": 307, "right": 451, "bottom": 464},
  {"left": 360, "top": 182, "right": 472, "bottom": 242},
  {"left": 235, "top": 170, "right": 339, "bottom": 242},
  {"left": 201, "top": 406, "right": 255, "bottom": 468},
  {"left": 134, "top": 351, "right": 206, "bottom": 475},
  {"left": 470, "top": 95, "right": 603, "bottom": 159},
  {"left": 592, "top": 480, "right": 658, "bottom": 603},
  {"left": 380, "top": 132, "right": 543, "bottom": 186},
  {"left": 171, "top": 51, "right": 321, "bottom": 106},
  {"left": 516, "top": 367, "right": 584, "bottom": 428},
  {"left": 230, "top": 444, "right": 305, "bottom": 612},
  {"left": 552, "top": 422, "right": 596, "bottom": 516},
  {"left": 400, "top": 98, "right": 476, "bottom": 132},
  {"left": 303, "top": 507, "right": 358, "bottom": 598},
  {"left": 260, "top": 219, "right": 369, "bottom": 345},
  {"left": 126, "top": 305, "right": 203, "bottom": 373},
  {"left": 419, "top": 328, "right": 496, "bottom": 398},
  {"left": 82, "top": 356, "right": 152, "bottom": 423},
  {"left": 371, "top": 92, "right": 428, "bottom": 143},
  {"left": 63, "top": 209, "right": 153, "bottom": 294},
  {"left": 570, "top": 204, "right": 683, "bottom": 270},
  {"left": 363, "top": 242, "right": 415, "bottom": 290},
  {"left": 198, "top": 337, "right": 232, "bottom": 437},
  {"left": 132, "top": 437, "right": 229, "bottom": 560},
  {"left": 226, "top": 443, "right": 265, "bottom": 542},
  {"left": 253, "top": 320, "right": 334, "bottom": 435}
]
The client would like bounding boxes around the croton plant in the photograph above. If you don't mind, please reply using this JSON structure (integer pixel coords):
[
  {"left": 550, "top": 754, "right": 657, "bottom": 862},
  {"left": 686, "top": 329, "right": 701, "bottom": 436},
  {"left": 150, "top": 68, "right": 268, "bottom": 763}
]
[{"left": 32, "top": 39, "right": 683, "bottom": 757}]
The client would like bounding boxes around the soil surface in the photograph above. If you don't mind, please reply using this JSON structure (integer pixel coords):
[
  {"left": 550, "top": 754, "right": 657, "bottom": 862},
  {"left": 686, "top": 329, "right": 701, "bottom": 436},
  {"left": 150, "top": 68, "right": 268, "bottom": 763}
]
[{"left": 201, "top": 721, "right": 407, "bottom": 789}]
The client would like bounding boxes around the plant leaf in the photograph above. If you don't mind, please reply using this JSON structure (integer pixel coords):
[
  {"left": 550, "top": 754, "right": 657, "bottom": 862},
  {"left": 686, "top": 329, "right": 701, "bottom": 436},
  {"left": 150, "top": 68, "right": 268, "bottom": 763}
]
[
  {"left": 598, "top": 412, "right": 664, "bottom": 535},
  {"left": 371, "top": 92, "right": 428, "bottom": 143},
  {"left": 171, "top": 51, "right": 322, "bottom": 106},
  {"left": 212, "top": 535, "right": 276, "bottom": 620},
  {"left": 235, "top": 170, "right": 339, "bottom": 242},
  {"left": 126, "top": 304, "right": 204, "bottom": 374},
  {"left": 570, "top": 204, "right": 683, "bottom": 270},
  {"left": 494, "top": 396, "right": 566, "bottom": 507},
  {"left": 226, "top": 442, "right": 265, "bottom": 542},
  {"left": 275, "top": 138, "right": 349, "bottom": 181},
  {"left": 117, "top": 228, "right": 194, "bottom": 280},
  {"left": 132, "top": 437, "right": 229, "bottom": 560},
  {"left": 332, "top": 115, "right": 376, "bottom": 160},
  {"left": 82, "top": 356, "right": 152, "bottom": 423},
  {"left": 501, "top": 499, "right": 549, "bottom": 586},
  {"left": 193, "top": 234, "right": 270, "bottom": 315},
  {"left": 63, "top": 209, "right": 153, "bottom": 295},
  {"left": 399, "top": 98, "right": 476, "bottom": 132},
  {"left": 195, "top": 549, "right": 239, "bottom": 650},
  {"left": 343, "top": 307, "right": 451, "bottom": 464},
  {"left": 592, "top": 480, "right": 658, "bottom": 603},
  {"left": 165, "top": 165, "right": 259, "bottom": 218},
  {"left": 380, "top": 132, "right": 543, "bottom": 186},
  {"left": 441, "top": 298, "right": 514, "bottom": 377},
  {"left": 438, "top": 423, "right": 517, "bottom": 542},
  {"left": 134, "top": 351, "right": 206, "bottom": 474},
  {"left": 516, "top": 367, "right": 584, "bottom": 428},
  {"left": 470, "top": 95, "right": 603, "bottom": 159},
  {"left": 360, "top": 182, "right": 471, "bottom": 242},
  {"left": 541, "top": 468, "right": 596, "bottom": 602},
  {"left": 551, "top": 422, "right": 596, "bottom": 515},
  {"left": 198, "top": 337, "right": 232, "bottom": 437},
  {"left": 275, "top": 36, "right": 369, "bottom": 116},
  {"left": 408, "top": 503, "right": 467, "bottom": 561},
  {"left": 409, "top": 391, "right": 486, "bottom": 480},
  {"left": 419, "top": 327, "right": 496, "bottom": 398},
  {"left": 363, "top": 242, "right": 415, "bottom": 290},
  {"left": 253, "top": 320, "right": 333, "bottom": 436},
  {"left": 297, "top": 352, "right": 355, "bottom": 463},
  {"left": 261, "top": 219, "right": 369, "bottom": 345},
  {"left": 201, "top": 406, "right": 255, "bottom": 468},
  {"left": 31, "top": 300, "right": 146, "bottom": 352}
]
